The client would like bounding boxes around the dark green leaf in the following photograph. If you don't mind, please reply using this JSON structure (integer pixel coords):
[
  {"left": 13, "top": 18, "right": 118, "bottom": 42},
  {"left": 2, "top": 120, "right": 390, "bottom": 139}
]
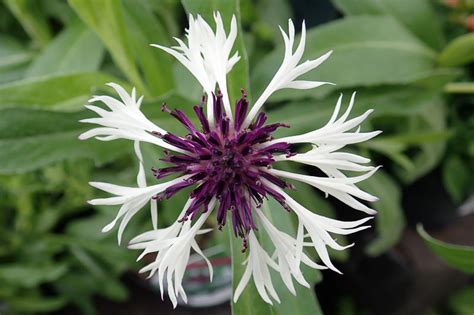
[
  {"left": 4, "top": 0, "right": 52, "bottom": 47},
  {"left": 0, "top": 35, "right": 33, "bottom": 84},
  {"left": 358, "top": 170, "right": 405, "bottom": 256},
  {"left": 443, "top": 156, "right": 471, "bottom": 203},
  {"left": 449, "top": 286, "right": 474, "bottom": 315},
  {"left": 417, "top": 224, "right": 474, "bottom": 274},
  {"left": 0, "top": 35, "right": 33, "bottom": 69},
  {"left": 9, "top": 296, "right": 67, "bottom": 313}
]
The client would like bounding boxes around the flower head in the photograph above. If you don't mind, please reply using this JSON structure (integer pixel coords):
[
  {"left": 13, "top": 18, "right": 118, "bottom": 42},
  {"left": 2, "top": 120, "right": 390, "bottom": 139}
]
[{"left": 81, "top": 12, "right": 380, "bottom": 307}]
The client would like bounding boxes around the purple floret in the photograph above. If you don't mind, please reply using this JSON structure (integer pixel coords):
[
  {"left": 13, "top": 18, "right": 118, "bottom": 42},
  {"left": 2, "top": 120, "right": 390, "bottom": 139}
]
[{"left": 153, "top": 91, "right": 292, "bottom": 250}]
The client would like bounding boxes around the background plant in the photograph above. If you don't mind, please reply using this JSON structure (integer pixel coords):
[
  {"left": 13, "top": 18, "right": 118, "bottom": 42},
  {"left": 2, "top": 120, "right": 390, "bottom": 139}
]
[{"left": 0, "top": 0, "right": 473, "bottom": 314}]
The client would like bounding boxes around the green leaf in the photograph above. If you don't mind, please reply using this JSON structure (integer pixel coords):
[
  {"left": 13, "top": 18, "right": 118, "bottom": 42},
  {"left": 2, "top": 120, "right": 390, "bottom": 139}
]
[
  {"left": 122, "top": 0, "right": 174, "bottom": 95},
  {"left": 331, "top": 0, "right": 444, "bottom": 50},
  {"left": 445, "top": 82, "right": 474, "bottom": 94},
  {"left": 443, "top": 156, "right": 471, "bottom": 203},
  {"left": 0, "top": 35, "right": 33, "bottom": 84},
  {"left": 449, "top": 286, "right": 474, "bottom": 315},
  {"left": 252, "top": 15, "right": 436, "bottom": 102},
  {"left": 0, "top": 72, "right": 127, "bottom": 109},
  {"left": 4, "top": 0, "right": 52, "bottom": 47},
  {"left": 0, "top": 263, "right": 68, "bottom": 288},
  {"left": 69, "top": 0, "right": 147, "bottom": 93},
  {"left": 0, "top": 91, "right": 190, "bottom": 174},
  {"left": 267, "top": 85, "right": 442, "bottom": 139},
  {"left": 26, "top": 21, "right": 105, "bottom": 77},
  {"left": 9, "top": 296, "right": 67, "bottom": 313},
  {"left": 0, "top": 107, "right": 130, "bottom": 174},
  {"left": 357, "top": 170, "right": 405, "bottom": 256},
  {"left": 439, "top": 33, "right": 474, "bottom": 67},
  {"left": 417, "top": 224, "right": 474, "bottom": 274},
  {"left": 396, "top": 102, "right": 448, "bottom": 183},
  {"left": 181, "top": 0, "right": 251, "bottom": 102},
  {"left": 54, "top": 273, "right": 97, "bottom": 315},
  {"left": 0, "top": 35, "right": 33, "bottom": 69}
]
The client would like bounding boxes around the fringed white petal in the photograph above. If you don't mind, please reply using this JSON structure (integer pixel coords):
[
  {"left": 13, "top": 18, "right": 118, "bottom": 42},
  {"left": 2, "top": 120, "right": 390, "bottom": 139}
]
[
  {"left": 129, "top": 199, "right": 216, "bottom": 308},
  {"left": 272, "top": 93, "right": 381, "bottom": 147},
  {"left": 268, "top": 167, "right": 380, "bottom": 214},
  {"left": 263, "top": 181, "right": 373, "bottom": 273},
  {"left": 274, "top": 144, "right": 375, "bottom": 181},
  {"left": 88, "top": 175, "right": 190, "bottom": 244},
  {"left": 245, "top": 20, "right": 333, "bottom": 126},
  {"left": 152, "top": 13, "right": 240, "bottom": 120},
  {"left": 79, "top": 83, "right": 183, "bottom": 153},
  {"left": 255, "top": 208, "right": 327, "bottom": 295},
  {"left": 233, "top": 231, "right": 280, "bottom": 305}
]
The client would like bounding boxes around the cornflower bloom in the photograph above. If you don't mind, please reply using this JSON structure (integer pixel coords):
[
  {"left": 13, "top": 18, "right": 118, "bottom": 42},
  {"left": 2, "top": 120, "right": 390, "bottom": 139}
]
[{"left": 80, "top": 12, "right": 381, "bottom": 307}]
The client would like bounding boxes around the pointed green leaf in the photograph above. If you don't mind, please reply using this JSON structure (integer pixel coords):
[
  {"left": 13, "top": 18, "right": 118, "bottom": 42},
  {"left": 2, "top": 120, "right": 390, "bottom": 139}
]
[
  {"left": 253, "top": 16, "right": 436, "bottom": 102},
  {"left": 332, "top": 0, "right": 445, "bottom": 50},
  {"left": 417, "top": 224, "right": 474, "bottom": 274},
  {"left": 122, "top": 0, "right": 175, "bottom": 95},
  {"left": 0, "top": 107, "right": 129, "bottom": 174},
  {"left": 69, "top": 0, "right": 147, "bottom": 93},
  {"left": 0, "top": 72, "right": 128, "bottom": 109},
  {"left": 439, "top": 33, "right": 474, "bottom": 67},
  {"left": 26, "top": 21, "right": 105, "bottom": 77},
  {"left": 4, "top": 0, "right": 52, "bottom": 47}
]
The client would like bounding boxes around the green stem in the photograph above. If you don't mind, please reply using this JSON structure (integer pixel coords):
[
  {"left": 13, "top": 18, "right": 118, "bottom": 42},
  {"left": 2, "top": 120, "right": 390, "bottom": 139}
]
[{"left": 444, "top": 82, "right": 474, "bottom": 94}]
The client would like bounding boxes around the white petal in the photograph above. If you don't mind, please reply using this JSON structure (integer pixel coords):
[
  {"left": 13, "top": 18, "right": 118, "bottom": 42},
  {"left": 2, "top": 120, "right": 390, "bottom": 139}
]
[{"left": 244, "top": 19, "right": 332, "bottom": 126}]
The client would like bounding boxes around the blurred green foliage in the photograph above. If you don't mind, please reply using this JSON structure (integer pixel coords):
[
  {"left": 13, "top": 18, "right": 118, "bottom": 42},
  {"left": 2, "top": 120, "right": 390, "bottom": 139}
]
[{"left": 0, "top": 0, "right": 473, "bottom": 314}]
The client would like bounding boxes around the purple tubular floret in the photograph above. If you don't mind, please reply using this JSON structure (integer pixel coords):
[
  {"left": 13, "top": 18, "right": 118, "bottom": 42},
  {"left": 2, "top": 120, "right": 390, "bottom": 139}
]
[{"left": 155, "top": 91, "right": 293, "bottom": 249}]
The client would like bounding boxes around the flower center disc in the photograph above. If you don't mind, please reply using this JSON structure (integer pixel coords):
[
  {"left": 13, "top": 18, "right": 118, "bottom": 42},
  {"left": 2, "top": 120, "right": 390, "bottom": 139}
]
[{"left": 153, "top": 91, "right": 292, "bottom": 247}]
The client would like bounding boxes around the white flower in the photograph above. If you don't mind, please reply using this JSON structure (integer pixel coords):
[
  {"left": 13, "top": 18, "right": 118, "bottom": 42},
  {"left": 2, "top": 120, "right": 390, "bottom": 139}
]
[{"left": 81, "top": 13, "right": 381, "bottom": 306}]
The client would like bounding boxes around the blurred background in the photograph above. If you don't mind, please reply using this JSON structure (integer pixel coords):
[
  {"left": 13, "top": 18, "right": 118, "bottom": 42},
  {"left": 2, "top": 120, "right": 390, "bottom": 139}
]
[{"left": 0, "top": 0, "right": 473, "bottom": 314}]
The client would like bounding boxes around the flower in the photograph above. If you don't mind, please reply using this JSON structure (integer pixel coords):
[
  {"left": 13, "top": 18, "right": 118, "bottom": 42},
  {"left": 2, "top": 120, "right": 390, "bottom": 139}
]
[{"left": 80, "top": 12, "right": 380, "bottom": 307}]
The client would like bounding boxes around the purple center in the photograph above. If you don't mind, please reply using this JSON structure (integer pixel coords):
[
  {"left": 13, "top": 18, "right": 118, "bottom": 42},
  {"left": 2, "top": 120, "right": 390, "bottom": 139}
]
[{"left": 152, "top": 91, "right": 292, "bottom": 250}]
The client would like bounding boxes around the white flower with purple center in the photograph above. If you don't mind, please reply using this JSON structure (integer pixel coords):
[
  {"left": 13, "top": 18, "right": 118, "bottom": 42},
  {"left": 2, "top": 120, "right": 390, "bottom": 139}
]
[{"left": 80, "top": 12, "right": 381, "bottom": 307}]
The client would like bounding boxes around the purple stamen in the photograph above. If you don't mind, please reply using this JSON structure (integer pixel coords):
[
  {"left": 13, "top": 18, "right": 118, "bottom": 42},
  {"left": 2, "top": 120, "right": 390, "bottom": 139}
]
[{"left": 155, "top": 91, "right": 292, "bottom": 249}]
